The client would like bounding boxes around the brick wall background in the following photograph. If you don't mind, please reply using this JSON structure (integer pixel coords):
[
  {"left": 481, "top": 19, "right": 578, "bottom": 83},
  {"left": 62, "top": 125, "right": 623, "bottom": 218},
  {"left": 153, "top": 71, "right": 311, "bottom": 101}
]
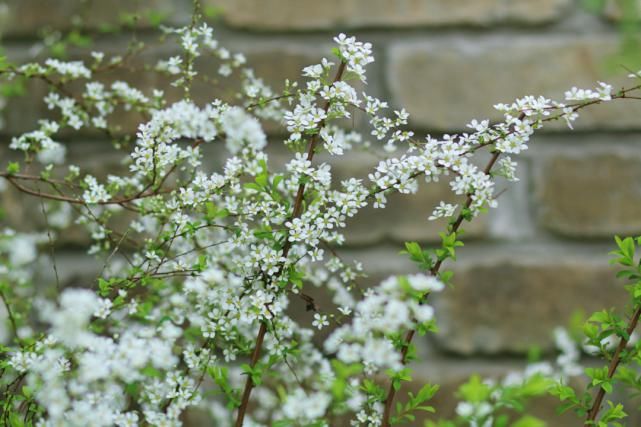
[{"left": 1, "top": 0, "right": 641, "bottom": 423}]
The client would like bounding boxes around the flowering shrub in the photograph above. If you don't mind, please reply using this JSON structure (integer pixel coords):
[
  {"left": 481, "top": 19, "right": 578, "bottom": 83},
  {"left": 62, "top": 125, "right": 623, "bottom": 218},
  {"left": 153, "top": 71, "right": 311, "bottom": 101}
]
[{"left": 1, "top": 5, "right": 641, "bottom": 427}]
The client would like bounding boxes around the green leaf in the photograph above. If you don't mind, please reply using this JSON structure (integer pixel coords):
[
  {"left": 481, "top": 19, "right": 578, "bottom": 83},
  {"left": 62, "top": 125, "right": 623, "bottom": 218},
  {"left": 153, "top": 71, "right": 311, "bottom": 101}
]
[
  {"left": 582, "top": 0, "right": 606, "bottom": 13},
  {"left": 6, "top": 162, "right": 20, "bottom": 174},
  {"left": 147, "top": 10, "right": 169, "bottom": 27},
  {"left": 549, "top": 383, "right": 578, "bottom": 403},
  {"left": 414, "top": 383, "right": 439, "bottom": 403},
  {"left": 388, "top": 368, "right": 412, "bottom": 391},
  {"left": 204, "top": 5, "right": 224, "bottom": 18},
  {"left": 241, "top": 363, "right": 263, "bottom": 386},
  {"left": 98, "top": 278, "right": 114, "bottom": 297},
  {"left": 0, "top": 55, "right": 8, "bottom": 72},
  {"left": 527, "top": 345, "right": 542, "bottom": 363},
  {"left": 66, "top": 30, "right": 92, "bottom": 48},
  {"left": 141, "top": 365, "right": 162, "bottom": 378},
  {"left": 50, "top": 41, "right": 67, "bottom": 58},
  {"left": 600, "top": 401, "right": 627, "bottom": 422},
  {"left": 439, "top": 270, "right": 454, "bottom": 285},
  {"left": 272, "top": 174, "right": 284, "bottom": 188},
  {"left": 495, "top": 415, "right": 510, "bottom": 427},
  {"left": 512, "top": 415, "right": 546, "bottom": 427},
  {"left": 244, "top": 182, "right": 262, "bottom": 192},
  {"left": 458, "top": 375, "right": 491, "bottom": 403},
  {"left": 518, "top": 374, "right": 552, "bottom": 397},
  {"left": 0, "top": 80, "right": 26, "bottom": 97},
  {"left": 361, "top": 379, "right": 386, "bottom": 402},
  {"left": 255, "top": 173, "right": 268, "bottom": 188},
  {"left": 402, "top": 241, "right": 434, "bottom": 271},
  {"left": 9, "top": 413, "right": 25, "bottom": 427},
  {"left": 612, "top": 235, "right": 635, "bottom": 266},
  {"left": 21, "top": 385, "right": 32, "bottom": 398}
]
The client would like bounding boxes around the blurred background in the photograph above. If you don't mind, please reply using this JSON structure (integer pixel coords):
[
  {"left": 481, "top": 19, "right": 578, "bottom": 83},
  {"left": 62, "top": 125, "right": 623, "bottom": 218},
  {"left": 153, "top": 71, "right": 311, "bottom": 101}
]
[{"left": 2, "top": 0, "right": 641, "bottom": 423}]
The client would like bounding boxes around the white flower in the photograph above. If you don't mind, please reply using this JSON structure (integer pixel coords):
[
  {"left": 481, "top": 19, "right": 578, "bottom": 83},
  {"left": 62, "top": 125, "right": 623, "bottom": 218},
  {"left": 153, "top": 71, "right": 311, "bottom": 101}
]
[
  {"left": 413, "top": 305, "right": 435, "bottom": 323},
  {"left": 407, "top": 274, "right": 444, "bottom": 292},
  {"left": 338, "top": 306, "right": 352, "bottom": 316},
  {"left": 9, "top": 234, "right": 39, "bottom": 266},
  {"left": 282, "top": 389, "right": 331, "bottom": 421},
  {"left": 47, "top": 288, "right": 101, "bottom": 347},
  {"left": 312, "top": 313, "right": 329, "bottom": 330},
  {"left": 337, "top": 343, "right": 361, "bottom": 364},
  {"left": 332, "top": 33, "right": 374, "bottom": 83},
  {"left": 37, "top": 140, "right": 66, "bottom": 165},
  {"left": 428, "top": 201, "right": 457, "bottom": 221},
  {"left": 220, "top": 107, "right": 267, "bottom": 154},
  {"left": 82, "top": 176, "right": 109, "bottom": 204},
  {"left": 45, "top": 58, "right": 91, "bottom": 79},
  {"left": 456, "top": 401, "right": 474, "bottom": 417},
  {"left": 94, "top": 298, "right": 113, "bottom": 319},
  {"left": 90, "top": 51, "right": 104, "bottom": 63}
]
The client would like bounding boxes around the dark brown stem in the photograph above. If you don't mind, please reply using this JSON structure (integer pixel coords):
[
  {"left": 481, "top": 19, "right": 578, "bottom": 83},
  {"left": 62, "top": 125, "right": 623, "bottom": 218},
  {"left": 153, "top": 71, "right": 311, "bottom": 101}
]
[
  {"left": 0, "top": 291, "right": 18, "bottom": 339},
  {"left": 380, "top": 118, "right": 516, "bottom": 427},
  {"left": 290, "top": 61, "right": 346, "bottom": 219},
  {"left": 233, "top": 61, "right": 347, "bottom": 427},
  {"left": 584, "top": 305, "right": 641, "bottom": 425},
  {"left": 379, "top": 190, "right": 476, "bottom": 425},
  {"left": 234, "top": 322, "right": 267, "bottom": 427},
  {"left": 0, "top": 172, "right": 171, "bottom": 208}
]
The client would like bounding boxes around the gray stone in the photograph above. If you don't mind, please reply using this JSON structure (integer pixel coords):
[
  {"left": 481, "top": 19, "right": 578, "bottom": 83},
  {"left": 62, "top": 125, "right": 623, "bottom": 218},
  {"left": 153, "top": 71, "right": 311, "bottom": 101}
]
[
  {"left": 0, "top": 0, "right": 187, "bottom": 37},
  {"left": 207, "top": 0, "right": 571, "bottom": 30},
  {"left": 535, "top": 149, "right": 641, "bottom": 237},
  {"left": 432, "top": 243, "right": 628, "bottom": 354},
  {"left": 388, "top": 36, "right": 641, "bottom": 131}
]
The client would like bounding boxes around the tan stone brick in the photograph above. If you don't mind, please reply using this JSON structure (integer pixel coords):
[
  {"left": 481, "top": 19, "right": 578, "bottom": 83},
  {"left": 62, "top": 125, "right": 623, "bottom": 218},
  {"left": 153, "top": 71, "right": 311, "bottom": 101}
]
[
  {"left": 207, "top": 0, "right": 571, "bottom": 30},
  {"left": 432, "top": 244, "right": 628, "bottom": 354},
  {"left": 1, "top": 39, "right": 331, "bottom": 137},
  {"left": 388, "top": 36, "right": 641, "bottom": 131},
  {"left": 535, "top": 150, "right": 641, "bottom": 237},
  {"left": 0, "top": 0, "right": 185, "bottom": 37}
]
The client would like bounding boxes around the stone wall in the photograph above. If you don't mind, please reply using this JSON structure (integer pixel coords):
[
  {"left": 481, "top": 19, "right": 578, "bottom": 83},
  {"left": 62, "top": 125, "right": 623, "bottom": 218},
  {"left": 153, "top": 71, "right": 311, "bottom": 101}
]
[{"left": 1, "top": 0, "right": 641, "bottom": 423}]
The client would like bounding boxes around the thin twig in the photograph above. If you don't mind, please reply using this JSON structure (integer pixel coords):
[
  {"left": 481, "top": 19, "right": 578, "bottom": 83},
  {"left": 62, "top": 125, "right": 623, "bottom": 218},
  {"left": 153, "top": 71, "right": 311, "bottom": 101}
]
[
  {"left": 233, "top": 60, "right": 347, "bottom": 427},
  {"left": 585, "top": 305, "right": 641, "bottom": 424},
  {"left": 0, "top": 291, "right": 18, "bottom": 339},
  {"left": 235, "top": 321, "right": 267, "bottom": 427},
  {"left": 379, "top": 111, "right": 520, "bottom": 426},
  {"left": 37, "top": 185, "right": 60, "bottom": 291}
]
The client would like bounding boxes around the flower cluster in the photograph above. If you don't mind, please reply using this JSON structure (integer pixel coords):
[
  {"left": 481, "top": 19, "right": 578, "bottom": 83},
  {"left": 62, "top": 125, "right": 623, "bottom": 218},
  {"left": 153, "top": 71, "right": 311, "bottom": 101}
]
[
  {"left": 327, "top": 274, "right": 443, "bottom": 372},
  {"left": 0, "top": 13, "right": 640, "bottom": 427},
  {"left": 454, "top": 327, "right": 583, "bottom": 427}
]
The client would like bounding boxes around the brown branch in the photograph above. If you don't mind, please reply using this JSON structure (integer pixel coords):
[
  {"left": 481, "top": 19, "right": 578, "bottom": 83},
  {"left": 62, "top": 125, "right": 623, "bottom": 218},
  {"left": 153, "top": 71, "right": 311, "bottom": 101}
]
[
  {"left": 0, "top": 291, "right": 18, "bottom": 339},
  {"left": 291, "top": 61, "right": 347, "bottom": 219},
  {"left": 380, "top": 90, "right": 641, "bottom": 423},
  {"left": 585, "top": 305, "right": 641, "bottom": 425},
  {"left": 233, "top": 61, "right": 347, "bottom": 427},
  {"left": 379, "top": 192, "right": 476, "bottom": 425},
  {"left": 379, "top": 113, "right": 519, "bottom": 426},
  {"left": 37, "top": 184, "right": 61, "bottom": 291},
  {"left": 0, "top": 172, "right": 171, "bottom": 207},
  {"left": 246, "top": 93, "right": 296, "bottom": 111},
  {"left": 234, "top": 322, "right": 267, "bottom": 427}
]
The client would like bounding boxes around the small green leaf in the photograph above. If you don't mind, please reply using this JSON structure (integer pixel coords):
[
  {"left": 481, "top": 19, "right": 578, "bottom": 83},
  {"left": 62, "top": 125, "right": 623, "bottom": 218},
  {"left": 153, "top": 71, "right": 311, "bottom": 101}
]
[
  {"left": 458, "top": 375, "right": 491, "bottom": 403},
  {"left": 6, "top": 162, "right": 20, "bottom": 174},
  {"left": 512, "top": 415, "right": 546, "bottom": 427}
]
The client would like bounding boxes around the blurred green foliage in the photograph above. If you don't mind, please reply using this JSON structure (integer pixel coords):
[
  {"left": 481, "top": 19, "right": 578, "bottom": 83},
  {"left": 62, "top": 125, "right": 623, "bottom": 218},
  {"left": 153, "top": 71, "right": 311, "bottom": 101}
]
[{"left": 584, "top": 0, "right": 641, "bottom": 72}]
